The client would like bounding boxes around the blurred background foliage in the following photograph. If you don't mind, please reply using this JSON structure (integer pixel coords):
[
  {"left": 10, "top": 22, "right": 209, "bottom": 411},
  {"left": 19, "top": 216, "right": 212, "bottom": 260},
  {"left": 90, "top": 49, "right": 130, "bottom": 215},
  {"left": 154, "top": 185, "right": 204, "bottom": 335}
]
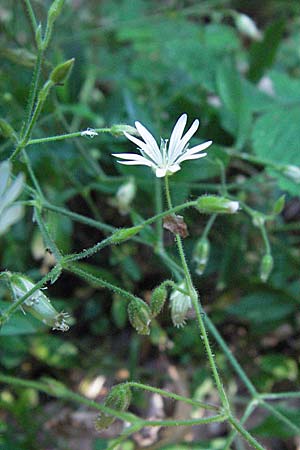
[{"left": 0, "top": 0, "right": 300, "bottom": 449}]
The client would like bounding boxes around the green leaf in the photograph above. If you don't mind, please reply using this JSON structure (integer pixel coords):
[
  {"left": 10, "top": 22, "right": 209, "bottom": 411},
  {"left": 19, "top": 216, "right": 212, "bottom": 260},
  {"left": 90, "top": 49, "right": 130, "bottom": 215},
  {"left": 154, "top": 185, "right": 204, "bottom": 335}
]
[
  {"left": 216, "top": 60, "right": 252, "bottom": 149},
  {"left": 251, "top": 406, "right": 300, "bottom": 438},
  {"left": 248, "top": 21, "right": 285, "bottom": 82},
  {"left": 227, "top": 291, "right": 295, "bottom": 325},
  {"left": 0, "top": 314, "right": 42, "bottom": 336},
  {"left": 259, "top": 354, "right": 298, "bottom": 381},
  {"left": 252, "top": 105, "right": 300, "bottom": 195}
]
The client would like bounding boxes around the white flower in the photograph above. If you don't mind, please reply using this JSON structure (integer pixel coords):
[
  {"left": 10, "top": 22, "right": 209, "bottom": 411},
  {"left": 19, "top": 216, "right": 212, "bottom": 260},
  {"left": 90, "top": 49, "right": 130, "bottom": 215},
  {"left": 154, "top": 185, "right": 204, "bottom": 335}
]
[
  {"left": 282, "top": 165, "right": 300, "bottom": 184},
  {"left": 235, "top": 13, "right": 262, "bottom": 41},
  {"left": 112, "top": 114, "right": 212, "bottom": 178}
]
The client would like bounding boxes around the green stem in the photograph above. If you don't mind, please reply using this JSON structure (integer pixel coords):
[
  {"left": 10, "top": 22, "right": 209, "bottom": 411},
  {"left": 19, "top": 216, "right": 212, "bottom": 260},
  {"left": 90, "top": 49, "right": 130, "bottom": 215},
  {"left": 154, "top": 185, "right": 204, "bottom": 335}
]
[
  {"left": 107, "top": 424, "right": 143, "bottom": 450},
  {"left": 63, "top": 236, "right": 112, "bottom": 263},
  {"left": 34, "top": 206, "right": 63, "bottom": 262},
  {"left": 259, "top": 399, "right": 300, "bottom": 435},
  {"left": 202, "top": 213, "right": 217, "bottom": 240},
  {"left": 0, "top": 374, "right": 140, "bottom": 424},
  {"left": 228, "top": 415, "right": 265, "bottom": 450},
  {"left": 205, "top": 317, "right": 258, "bottom": 397},
  {"left": 127, "top": 381, "right": 219, "bottom": 411},
  {"left": 22, "top": 149, "right": 44, "bottom": 198},
  {"left": 27, "top": 127, "right": 112, "bottom": 146},
  {"left": 164, "top": 176, "right": 230, "bottom": 412},
  {"left": 65, "top": 264, "right": 142, "bottom": 303},
  {"left": 22, "top": 49, "right": 43, "bottom": 137},
  {"left": 22, "top": 0, "right": 38, "bottom": 38},
  {"left": 43, "top": 201, "right": 114, "bottom": 233},
  {"left": 10, "top": 81, "right": 54, "bottom": 162},
  {"left": 260, "top": 225, "right": 271, "bottom": 255},
  {"left": 140, "top": 413, "right": 227, "bottom": 427},
  {"left": 224, "top": 401, "right": 256, "bottom": 450},
  {"left": 260, "top": 392, "right": 300, "bottom": 400}
]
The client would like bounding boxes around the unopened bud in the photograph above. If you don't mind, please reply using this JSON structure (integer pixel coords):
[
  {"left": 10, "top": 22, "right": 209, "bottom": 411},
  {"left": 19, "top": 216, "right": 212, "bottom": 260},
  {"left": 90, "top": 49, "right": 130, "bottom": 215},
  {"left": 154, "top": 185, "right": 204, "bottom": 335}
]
[
  {"left": 272, "top": 195, "right": 285, "bottom": 215},
  {"left": 35, "top": 24, "right": 43, "bottom": 48},
  {"left": 0, "top": 119, "right": 16, "bottom": 139},
  {"left": 127, "top": 298, "right": 151, "bottom": 335},
  {"left": 193, "top": 238, "right": 210, "bottom": 275},
  {"left": 260, "top": 254, "right": 273, "bottom": 282},
  {"left": 282, "top": 165, "right": 300, "bottom": 184},
  {"left": 235, "top": 13, "right": 262, "bottom": 41},
  {"left": 116, "top": 179, "right": 136, "bottom": 215},
  {"left": 9, "top": 273, "right": 70, "bottom": 331},
  {"left": 95, "top": 384, "right": 131, "bottom": 431},
  {"left": 196, "top": 196, "right": 239, "bottom": 214},
  {"left": 110, "top": 124, "right": 139, "bottom": 137},
  {"left": 170, "top": 281, "right": 195, "bottom": 328},
  {"left": 110, "top": 225, "right": 142, "bottom": 244},
  {"left": 150, "top": 283, "right": 168, "bottom": 317},
  {"left": 47, "top": 0, "right": 65, "bottom": 24},
  {"left": 50, "top": 58, "right": 75, "bottom": 84}
]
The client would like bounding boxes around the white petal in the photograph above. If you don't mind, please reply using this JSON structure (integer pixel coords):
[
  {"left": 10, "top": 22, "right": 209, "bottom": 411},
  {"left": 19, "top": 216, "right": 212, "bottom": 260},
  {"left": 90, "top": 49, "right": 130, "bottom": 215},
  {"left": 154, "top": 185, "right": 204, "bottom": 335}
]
[
  {"left": 123, "top": 132, "right": 149, "bottom": 151},
  {"left": 0, "top": 161, "right": 11, "bottom": 199},
  {"left": 168, "top": 164, "right": 181, "bottom": 173},
  {"left": 0, "top": 204, "right": 24, "bottom": 236},
  {"left": 169, "top": 119, "right": 199, "bottom": 163},
  {"left": 134, "top": 122, "right": 162, "bottom": 164},
  {"left": 176, "top": 152, "right": 207, "bottom": 164},
  {"left": 112, "top": 152, "right": 150, "bottom": 161},
  {"left": 117, "top": 160, "right": 154, "bottom": 167},
  {"left": 0, "top": 174, "right": 24, "bottom": 213},
  {"left": 112, "top": 153, "right": 154, "bottom": 167},
  {"left": 186, "top": 140, "right": 212, "bottom": 155},
  {"left": 155, "top": 168, "right": 167, "bottom": 177},
  {"left": 123, "top": 132, "right": 158, "bottom": 164},
  {"left": 168, "top": 114, "right": 187, "bottom": 160}
]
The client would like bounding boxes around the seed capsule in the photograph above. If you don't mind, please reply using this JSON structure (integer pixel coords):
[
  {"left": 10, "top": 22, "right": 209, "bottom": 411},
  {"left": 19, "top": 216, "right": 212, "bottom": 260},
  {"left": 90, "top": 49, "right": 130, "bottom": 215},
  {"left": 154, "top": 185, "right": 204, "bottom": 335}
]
[
  {"left": 193, "top": 238, "right": 210, "bottom": 275},
  {"left": 260, "top": 254, "right": 274, "bottom": 282},
  {"left": 95, "top": 384, "right": 132, "bottom": 431},
  {"left": 127, "top": 298, "right": 151, "bottom": 335},
  {"left": 9, "top": 273, "right": 70, "bottom": 331},
  {"left": 150, "top": 283, "right": 167, "bottom": 317},
  {"left": 196, "top": 196, "right": 239, "bottom": 214},
  {"left": 170, "top": 281, "right": 195, "bottom": 328}
]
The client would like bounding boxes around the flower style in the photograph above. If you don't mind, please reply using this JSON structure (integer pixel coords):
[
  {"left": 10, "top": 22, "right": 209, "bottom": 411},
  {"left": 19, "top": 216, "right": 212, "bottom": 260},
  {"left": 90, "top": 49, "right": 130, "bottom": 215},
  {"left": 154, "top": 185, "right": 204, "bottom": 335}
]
[{"left": 112, "top": 114, "right": 212, "bottom": 178}]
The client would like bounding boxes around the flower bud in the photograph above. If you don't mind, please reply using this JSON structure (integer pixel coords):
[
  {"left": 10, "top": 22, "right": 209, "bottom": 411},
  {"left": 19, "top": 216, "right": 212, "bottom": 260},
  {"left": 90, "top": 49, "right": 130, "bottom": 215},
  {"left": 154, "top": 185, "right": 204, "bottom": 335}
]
[
  {"left": 110, "top": 124, "right": 139, "bottom": 137},
  {"left": 47, "top": 0, "right": 65, "bottom": 24},
  {"left": 150, "top": 283, "right": 168, "bottom": 317},
  {"left": 260, "top": 254, "right": 273, "bottom": 282},
  {"left": 272, "top": 195, "right": 285, "bottom": 215},
  {"left": 170, "top": 281, "right": 195, "bottom": 328},
  {"left": 0, "top": 119, "right": 16, "bottom": 139},
  {"left": 116, "top": 179, "right": 136, "bottom": 215},
  {"left": 9, "top": 273, "right": 70, "bottom": 331},
  {"left": 110, "top": 225, "right": 142, "bottom": 244},
  {"left": 282, "top": 165, "right": 300, "bottom": 184},
  {"left": 35, "top": 23, "right": 43, "bottom": 49},
  {"left": 193, "top": 238, "right": 210, "bottom": 276},
  {"left": 95, "top": 384, "right": 131, "bottom": 431},
  {"left": 235, "top": 13, "right": 262, "bottom": 41},
  {"left": 50, "top": 58, "right": 75, "bottom": 84},
  {"left": 196, "top": 196, "right": 239, "bottom": 214},
  {"left": 127, "top": 298, "right": 151, "bottom": 335}
]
